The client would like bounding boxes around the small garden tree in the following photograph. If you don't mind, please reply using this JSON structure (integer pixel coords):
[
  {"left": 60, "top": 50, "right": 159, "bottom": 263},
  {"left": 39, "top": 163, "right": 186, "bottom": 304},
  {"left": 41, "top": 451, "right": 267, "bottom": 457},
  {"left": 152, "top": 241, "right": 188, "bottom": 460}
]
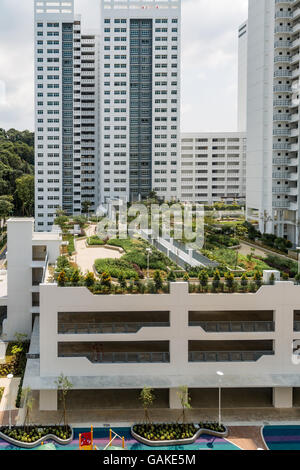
[
  {"left": 55, "top": 374, "right": 73, "bottom": 431},
  {"left": 198, "top": 270, "right": 208, "bottom": 292},
  {"left": 57, "top": 270, "right": 67, "bottom": 287},
  {"left": 118, "top": 273, "right": 127, "bottom": 289},
  {"left": 240, "top": 272, "right": 248, "bottom": 292},
  {"left": 21, "top": 387, "right": 35, "bottom": 432},
  {"left": 70, "top": 269, "right": 81, "bottom": 285},
  {"left": 183, "top": 272, "right": 190, "bottom": 282},
  {"left": 139, "top": 387, "right": 155, "bottom": 424},
  {"left": 212, "top": 269, "right": 221, "bottom": 291},
  {"left": 153, "top": 270, "right": 163, "bottom": 291},
  {"left": 167, "top": 270, "right": 176, "bottom": 282},
  {"left": 177, "top": 385, "right": 192, "bottom": 423},
  {"left": 253, "top": 270, "right": 262, "bottom": 288},
  {"left": 101, "top": 271, "right": 112, "bottom": 288},
  {"left": 84, "top": 272, "right": 95, "bottom": 287},
  {"left": 225, "top": 272, "right": 235, "bottom": 292}
]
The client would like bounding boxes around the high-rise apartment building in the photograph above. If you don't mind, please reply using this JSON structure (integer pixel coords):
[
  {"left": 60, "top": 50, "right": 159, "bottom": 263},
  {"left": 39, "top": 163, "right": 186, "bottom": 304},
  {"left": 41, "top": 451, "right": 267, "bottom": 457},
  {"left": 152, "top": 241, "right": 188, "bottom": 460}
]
[
  {"left": 180, "top": 132, "right": 246, "bottom": 205},
  {"left": 238, "top": 21, "right": 248, "bottom": 132},
  {"left": 246, "top": 0, "right": 300, "bottom": 245},
  {"left": 99, "top": 0, "right": 181, "bottom": 204},
  {"left": 34, "top": 0, "right": 99, "bottom": 231}
]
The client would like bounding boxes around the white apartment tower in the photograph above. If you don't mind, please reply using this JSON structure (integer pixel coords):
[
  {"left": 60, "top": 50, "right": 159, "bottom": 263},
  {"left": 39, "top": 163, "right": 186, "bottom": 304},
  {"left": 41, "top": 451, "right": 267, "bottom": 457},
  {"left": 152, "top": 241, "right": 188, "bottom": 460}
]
[
  {"left": 238, "top": 21, "right": 248, "bottom": 132},
  {"left": 180, "top": 132, "right": 247, "bottom": 205},
  {"left": 34, "top": 0, "right": 99, "bottom": 231},
  {"left": 99, "top": 0, "right": 181, "bottom": 204},
  {"left": 246, "top": 0, "right": 300, "bottom": 245}
]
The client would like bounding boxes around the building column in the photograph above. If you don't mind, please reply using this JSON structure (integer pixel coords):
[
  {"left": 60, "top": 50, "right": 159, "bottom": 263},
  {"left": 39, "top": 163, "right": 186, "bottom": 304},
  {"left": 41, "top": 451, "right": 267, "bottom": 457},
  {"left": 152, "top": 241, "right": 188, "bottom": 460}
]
[
  {"left": 273, "top": 387, "right": 293, "bottom": 409},
  {"left": 169, "top": 387, "right": 186, "bottom": 409},
  {"left": 39, "top": 390, "right": 58, "bottom": 411}
]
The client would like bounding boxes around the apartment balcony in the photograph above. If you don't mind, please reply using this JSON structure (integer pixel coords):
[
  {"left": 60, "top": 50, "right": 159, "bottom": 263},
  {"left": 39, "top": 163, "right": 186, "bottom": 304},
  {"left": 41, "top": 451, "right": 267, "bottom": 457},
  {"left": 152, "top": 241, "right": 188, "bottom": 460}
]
[
  {"left": 274, "top": 40, "right": 292, "bottom": 49},
  {"left": 293, "top": 22, "right": 300, "bottom": 35},
  {"left": 273, "top": 84, "right": 292, "bottom": 92},
  {"left": 293, "top": 7, "right": 300, "bottom": 20},
  {"left": 272, "top": 187, "right": 290, "bottom": 194},
  {"left": 273, "top": 200, "right": 291, "bottom": 209},
  {"left": 273, "top": 129, "right": 291, "bottom": 136},
  {"left": 273, "top": 157, "right": 291, "bottom": 164},
  {"left": 273, "top": 143, "right": 291, "bottom": 150},
  {"left": 291, "top": 142, "right": 299, "bottom": 151},
  {"left": 273, "top": 99, "right": 291, "bottom": 107},
  {"left": 275, "top": 26, "right": 293, "bottom": 34},
  {"left": 273, "top": 171, "right": 290, "bottom": 178},
  {"left": 292, "top": 37, "right": 300, "bottom": 49},
  {"left": 274, "top": 70, "right": 292, "bottom": 78},
  {"left": 275, "top": 11, "right": 293, "bottom": 19},
  {"left": 291, "top": 53, "right": 300, "bottom": 65},
  {"left": 273, "top": 114, "right": 291, "bottom": 121},
  {"left": 291, "top": 113, "right": 299, "bottom": 121},
  {"left": 291, "top": 128, "right": 299, "bottom": 137},
  {"left": 274, "top": 56, "right": 291, "bottom": 64},
  {"left": 292, "top": 68, "right": 300, "bottom": 79},
  {"left": 188, "top": 340, "right": 274, "bottom": 363}
]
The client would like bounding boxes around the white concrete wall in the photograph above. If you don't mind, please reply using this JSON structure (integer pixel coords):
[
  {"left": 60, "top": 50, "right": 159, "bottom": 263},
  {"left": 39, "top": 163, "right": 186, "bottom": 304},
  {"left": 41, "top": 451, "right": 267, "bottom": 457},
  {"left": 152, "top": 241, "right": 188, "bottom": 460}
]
[{"left": 37, "top": 281, "right": 300, "bottom": 390}]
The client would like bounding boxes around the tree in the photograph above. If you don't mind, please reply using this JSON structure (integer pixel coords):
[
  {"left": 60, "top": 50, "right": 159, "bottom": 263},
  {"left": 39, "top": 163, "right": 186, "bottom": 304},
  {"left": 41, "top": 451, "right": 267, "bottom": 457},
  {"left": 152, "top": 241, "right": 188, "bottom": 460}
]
[
  {"left": 82, "top": 200, "right": 92, "bottom": 218},
  {"left": 225, "top": 272, "right": 235, "bottom": 292},
  {"left": 84, "top": 272, "right": 95, "bottom": 287},
  {"left": 73, "top": 215, "right": 86, "bottom": 229},
  {"left": 240, "top": 272, "right": 248, "bottom": 291},
  {"left": 54, "top": 215, "right": 69, "bottom": 232},
  {"left": 0, "top": 195, "right": 14, "bottom": 231},
  {"left": 57, "top": 270, "right": 67, "bottom": 287},
  {"left": 21, "top": 387, "right": 35, "bottom": 432},
  {"left": 101, "top": 271, "right": 112, "bottom": 287},
  {"left": 153, "top": 270, "right": 163, "bottom": 291},
  {"left": 183, "top": 272, "right": 190, "bottom": 282},
  {"left": 177, "top": 385, "right": 192, "bottom": 423},
  {"left": 15, "top": 174, "right": 34, "bottom": 216},
  {"left": 198, "top": 270, "right": 208, "bottom": 292},
  {"left": 167, "top": 270, "right": 176, "bottom": 282},
  {"left": 70, "top": 269, "right": 80, "bottom": 285},
  {"left": 212, "top": 269, "right": 221, "bottom": 290},
  {"left": 139, "top": 387, "right": 155, "bottom": 423},
  {"left": 55, "top": 374, "right": 73, "bottom": 431}
]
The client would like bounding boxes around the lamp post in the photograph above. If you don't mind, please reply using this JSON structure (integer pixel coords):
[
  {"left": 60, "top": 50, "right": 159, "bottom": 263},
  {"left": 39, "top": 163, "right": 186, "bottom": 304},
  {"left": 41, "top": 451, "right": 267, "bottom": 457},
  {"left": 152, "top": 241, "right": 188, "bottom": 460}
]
[
  {"left": 296, "top": 247, "right": 300, "bottom": 276},
  {"left": 7, "top": 373, "right": 13, "bottom": 429},
  {"left": 146, "top": 248, "right": 152, "bottom": 279},
  {"left": 216, "top": 371, "right": 224, "bottom": 427}
]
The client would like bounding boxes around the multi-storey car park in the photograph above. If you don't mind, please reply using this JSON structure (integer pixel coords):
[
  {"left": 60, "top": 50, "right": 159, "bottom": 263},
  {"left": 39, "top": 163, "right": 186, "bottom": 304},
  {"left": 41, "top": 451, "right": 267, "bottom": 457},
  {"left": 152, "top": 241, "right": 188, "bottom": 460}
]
[
  {"left": 1, "top": 218, "right": 300, "bottom": 413},
  {"left": 246, "top": 0, "right": 300, "bottom": 246},
  {"left": 180, "top": 132, "right": 247, "bottom": 205}
]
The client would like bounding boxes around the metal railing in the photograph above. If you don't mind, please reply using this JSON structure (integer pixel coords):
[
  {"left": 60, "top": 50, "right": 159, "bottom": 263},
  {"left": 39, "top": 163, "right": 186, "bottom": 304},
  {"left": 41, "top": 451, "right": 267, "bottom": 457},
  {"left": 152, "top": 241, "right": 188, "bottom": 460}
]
[
  {"left": 59, "top": 351, "right": 170, "bottom": 363},
  {"left": 58, "top": 322, "right": 170, "bottom": 334},
  {"left": 189, "top": 321, "right": 275, "bottom": 333},
  {"left": 188, "top": 350, "right": 275, "bottom": 363}
]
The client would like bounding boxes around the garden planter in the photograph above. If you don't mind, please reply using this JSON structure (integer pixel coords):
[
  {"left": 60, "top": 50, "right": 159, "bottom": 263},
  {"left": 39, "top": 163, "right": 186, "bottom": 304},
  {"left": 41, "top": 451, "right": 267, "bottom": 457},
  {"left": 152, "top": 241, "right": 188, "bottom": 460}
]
[
  {"left": 0, "top": 427, "right": 74, "bottom": 449},
  {"left": 131, "top": 424, "right": 228, "bottom": 447}
]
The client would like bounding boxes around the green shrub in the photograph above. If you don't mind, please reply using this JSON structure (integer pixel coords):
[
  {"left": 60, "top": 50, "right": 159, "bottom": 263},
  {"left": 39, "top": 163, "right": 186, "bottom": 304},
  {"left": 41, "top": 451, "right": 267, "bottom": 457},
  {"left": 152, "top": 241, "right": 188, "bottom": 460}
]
[{"left": 87, "top": 236, "right": 105, "bottom": 246}]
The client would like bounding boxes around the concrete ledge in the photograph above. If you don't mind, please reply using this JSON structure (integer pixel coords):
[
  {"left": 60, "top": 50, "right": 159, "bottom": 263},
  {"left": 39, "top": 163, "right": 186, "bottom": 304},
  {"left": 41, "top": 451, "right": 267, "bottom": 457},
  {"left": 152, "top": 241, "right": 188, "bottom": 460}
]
[
  {"left": 131, "top": 424, "right": 228, "bottom": 447},
  {"left": 0, "top": 428, "right": 74, "bottom": 449}
]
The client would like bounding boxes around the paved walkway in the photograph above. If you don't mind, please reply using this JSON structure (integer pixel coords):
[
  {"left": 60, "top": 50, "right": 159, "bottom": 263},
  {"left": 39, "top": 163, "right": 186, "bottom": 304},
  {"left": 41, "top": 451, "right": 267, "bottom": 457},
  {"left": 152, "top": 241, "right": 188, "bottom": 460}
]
[
  {"left": 73, "top": 238, "right": 122, "bottom": 274},
  {"left": 227, "top": 426, "right": 267, "bottom": 450}
]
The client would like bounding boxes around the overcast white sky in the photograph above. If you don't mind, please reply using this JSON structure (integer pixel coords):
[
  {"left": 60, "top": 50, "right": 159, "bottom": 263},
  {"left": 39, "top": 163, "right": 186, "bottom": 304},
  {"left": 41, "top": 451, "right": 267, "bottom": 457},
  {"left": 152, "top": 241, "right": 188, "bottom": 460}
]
[{"left": 0, "top": 0, "right": 248, "bottom": 132}]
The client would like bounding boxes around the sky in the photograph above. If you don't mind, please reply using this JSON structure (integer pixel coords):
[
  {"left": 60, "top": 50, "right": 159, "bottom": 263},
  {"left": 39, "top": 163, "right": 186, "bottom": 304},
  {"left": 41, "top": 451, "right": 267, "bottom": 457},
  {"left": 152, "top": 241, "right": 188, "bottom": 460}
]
[{"left": 0, "top": 0, "right": 248, "bottom": 133}]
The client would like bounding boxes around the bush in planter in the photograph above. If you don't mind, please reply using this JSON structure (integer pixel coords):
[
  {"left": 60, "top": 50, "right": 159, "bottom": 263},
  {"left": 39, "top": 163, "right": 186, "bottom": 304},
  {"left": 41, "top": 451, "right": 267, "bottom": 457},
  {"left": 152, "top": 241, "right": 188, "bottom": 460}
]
[
  {"left": 253, "top": 270, "right": 262, "bottom": 288},
  {"left": 101, "top": 271, "right": 112, "bottom": 288},
  {"left": 84, "top": 271, "right": 95, "bottom": 287},
  {"left": 225, "top": 272, "right": 235, "bottom": 292},
  {"left": 198, "top": 270, "right": 208, "bottom": 292},
  {"left": 183, "top": 272, "right": 190, "bottom": 282},
  {"left": 70, "top": 269, "right": 81, "bottom": 285},
  {"left": 212, "top": 269, "right": 221, "bottom": 291},
  {"left": 118, "top": 273, "right": 127, "bottom": 289},
  {"left": 295, "top": 273, "right": 300, "bottom": 285},
  {"left": 57, "top": 270, "right": 67, "bottom": 287},
  {"left": 167, "top": 270, "right": 176, "bottom": 282},
  {"left": 240, "top": 272, "right": 248, "bottom": 291},
  {"left": 154, "top": 270, "right": 163, "bottom": 291},
  {"left": 0, "top": 425, "right": 72, "bottom": 444},
  {"left": 133, "top": 423, "right": 197, "bottom": 442}
]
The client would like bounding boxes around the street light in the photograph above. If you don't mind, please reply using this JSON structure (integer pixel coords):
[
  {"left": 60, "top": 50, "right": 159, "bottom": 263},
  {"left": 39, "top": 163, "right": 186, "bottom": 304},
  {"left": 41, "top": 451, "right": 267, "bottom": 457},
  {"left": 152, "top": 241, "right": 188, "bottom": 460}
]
[
  {"left": 296, "top": 247, "right": 300, "bottom": 276},
  {"left": 146, "top": 248, "right": 152, "bottom": 279},
  {"left": 216, "top": 371, "right": 224, "bottom": 427},
  {"left": 7, "top": 373, "right": 13, "bottom": 429}
]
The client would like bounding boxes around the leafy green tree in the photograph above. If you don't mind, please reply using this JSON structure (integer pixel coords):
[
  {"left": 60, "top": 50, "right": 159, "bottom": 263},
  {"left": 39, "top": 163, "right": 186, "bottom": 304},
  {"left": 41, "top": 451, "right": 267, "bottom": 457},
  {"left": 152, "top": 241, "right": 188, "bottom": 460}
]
[
  {"left": 84, "top": 272, "right": 95, "bottom": 287},
  {"left": 153, "top": 270, "right": 163, "bottom": 291},
  {"left": 177, "top": 385, "right": 192, "bottom": 423},
  {"left": 55, "top": 374, "right": 73, "bottom": 430},
  {"left": 139, "top": 387, "right": 155, "bottom": 424},
  {"left": 82, "top": 200, "right": 92, "bottom": 218},
  {"left": 0, "top": 195, "right": 14, "bottom": 230},
  {"left": 198, "top": 270, "right": 208, "bottom": 291},
  {"left": 15, "top": 174, "right": 34, "bottom": 216},
  {"left": 54, "top": 215, "right": 69, "bottom": 232}
]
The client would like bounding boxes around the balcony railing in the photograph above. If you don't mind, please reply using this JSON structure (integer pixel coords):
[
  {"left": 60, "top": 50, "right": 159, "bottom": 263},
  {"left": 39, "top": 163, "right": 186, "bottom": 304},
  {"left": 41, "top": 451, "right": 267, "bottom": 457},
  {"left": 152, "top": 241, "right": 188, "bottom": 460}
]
[
  {"left": 59, "top": 351, "right": 170, "bottom": 363},
  {"left": 189, "top": 321, "right": 275, "bottom": 333},
  {"left": 188, "top": 350, "right": 275, "bottom": 363},
  {"left": 58, "top": 322, "right": 170, "bottom": 334}
]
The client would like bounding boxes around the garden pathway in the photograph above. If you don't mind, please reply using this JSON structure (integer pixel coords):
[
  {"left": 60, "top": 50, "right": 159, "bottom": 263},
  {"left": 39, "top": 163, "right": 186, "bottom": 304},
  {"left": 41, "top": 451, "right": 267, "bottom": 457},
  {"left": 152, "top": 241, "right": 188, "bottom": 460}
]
[{"left": 73, "top": 238, "right": 122, "bottom": 275}]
